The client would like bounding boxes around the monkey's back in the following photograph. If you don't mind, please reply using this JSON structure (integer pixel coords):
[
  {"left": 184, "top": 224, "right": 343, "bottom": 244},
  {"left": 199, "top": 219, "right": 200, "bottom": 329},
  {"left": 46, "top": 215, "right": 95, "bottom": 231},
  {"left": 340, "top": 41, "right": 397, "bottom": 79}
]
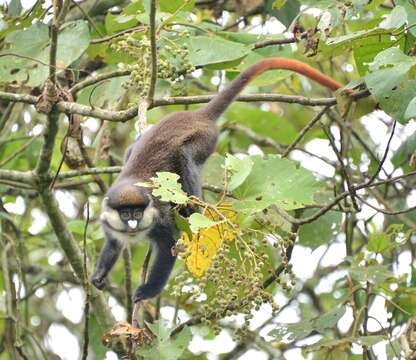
[{"left": 120, "top": 111, "right": 218, "bottom": 181}]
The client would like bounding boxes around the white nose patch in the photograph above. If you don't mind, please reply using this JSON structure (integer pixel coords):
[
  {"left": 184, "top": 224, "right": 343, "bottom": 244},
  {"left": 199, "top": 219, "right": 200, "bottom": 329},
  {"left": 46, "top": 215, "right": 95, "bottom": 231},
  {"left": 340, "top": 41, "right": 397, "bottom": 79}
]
[{"left": 127, "top": 220, "right": 138, "bottom": 229}]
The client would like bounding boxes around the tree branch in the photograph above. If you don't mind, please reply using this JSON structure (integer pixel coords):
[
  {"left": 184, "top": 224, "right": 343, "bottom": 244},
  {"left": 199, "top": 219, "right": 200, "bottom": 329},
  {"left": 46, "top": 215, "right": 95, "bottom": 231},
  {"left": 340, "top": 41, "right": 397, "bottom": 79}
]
[
  {"left": 147, "top": 0, "right": 157, "bottom": 104},
  {"left": 38, "top": 188, "right": 115, "bottom": 329}
]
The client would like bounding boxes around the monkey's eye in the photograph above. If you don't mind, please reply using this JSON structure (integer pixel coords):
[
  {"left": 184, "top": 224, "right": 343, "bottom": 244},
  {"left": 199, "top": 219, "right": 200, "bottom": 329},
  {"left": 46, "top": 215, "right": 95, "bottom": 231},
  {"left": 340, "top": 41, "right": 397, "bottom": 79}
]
[
  {"left": 119, "top": 209, "right": 130, "bottom": 221},
  {"left": 133, "top": 209, "right": 142, "bottom": 220}
]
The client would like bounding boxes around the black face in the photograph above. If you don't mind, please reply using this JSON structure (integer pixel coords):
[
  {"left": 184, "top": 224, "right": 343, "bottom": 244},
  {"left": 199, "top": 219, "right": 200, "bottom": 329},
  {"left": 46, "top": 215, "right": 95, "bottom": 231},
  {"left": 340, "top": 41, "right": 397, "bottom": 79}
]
[{"left": 118, "top": 207, "right": 144, "bottom": 231}]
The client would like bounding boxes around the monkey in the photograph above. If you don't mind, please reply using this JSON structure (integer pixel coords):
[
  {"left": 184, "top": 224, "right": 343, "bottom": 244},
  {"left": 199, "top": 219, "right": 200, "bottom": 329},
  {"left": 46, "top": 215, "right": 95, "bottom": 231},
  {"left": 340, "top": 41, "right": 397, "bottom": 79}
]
[{"left": 91, "top": 58, "right": 346, "bottom": 303}]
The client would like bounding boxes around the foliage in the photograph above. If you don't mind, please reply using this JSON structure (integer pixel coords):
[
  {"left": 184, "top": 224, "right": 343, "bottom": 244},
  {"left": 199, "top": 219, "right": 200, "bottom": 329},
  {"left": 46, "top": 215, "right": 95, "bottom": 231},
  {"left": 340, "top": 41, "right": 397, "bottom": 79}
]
[
  {"left": 137, "top": 321, "right": 192, "bottom": 360},
  {"left": 0, "top": 0, "right": 415, "bottom": 360}
]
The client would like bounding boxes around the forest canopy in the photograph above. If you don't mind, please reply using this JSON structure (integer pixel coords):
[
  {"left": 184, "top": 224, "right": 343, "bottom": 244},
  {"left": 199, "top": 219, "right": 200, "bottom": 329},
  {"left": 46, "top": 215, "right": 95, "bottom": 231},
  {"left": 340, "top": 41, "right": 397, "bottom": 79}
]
[{"left": 0, "top": 0, "right": 415, "bottom": 359}]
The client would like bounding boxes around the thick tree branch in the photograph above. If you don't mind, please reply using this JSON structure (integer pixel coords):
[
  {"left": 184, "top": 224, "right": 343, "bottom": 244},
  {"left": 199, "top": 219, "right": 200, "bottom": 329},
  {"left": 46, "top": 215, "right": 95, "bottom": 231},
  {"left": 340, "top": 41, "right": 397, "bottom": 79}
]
[
  {"left": 0, "top": 170, "right": 34, "bottom": 185},
  {"left": 147, "top": 0, "right": 157, "bottom": 104},
  {"left": 35, "top": 110, "right": 59, "bottom": 180},
  {"left": 58, "top": 166, "right": 122, "bottom": 179},
  {"left": 69, "top": 69, "right": 130, "bottom": 95},
  {"left": 0, "top": 89, "right": 370, "bottom": 122}
]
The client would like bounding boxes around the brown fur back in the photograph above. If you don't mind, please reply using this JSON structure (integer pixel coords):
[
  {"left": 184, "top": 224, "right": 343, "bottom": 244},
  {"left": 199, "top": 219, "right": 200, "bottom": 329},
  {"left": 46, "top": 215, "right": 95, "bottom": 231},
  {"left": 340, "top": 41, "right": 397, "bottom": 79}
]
[{"left": 120, "top": 111, "right": 218, "bottom": 181}]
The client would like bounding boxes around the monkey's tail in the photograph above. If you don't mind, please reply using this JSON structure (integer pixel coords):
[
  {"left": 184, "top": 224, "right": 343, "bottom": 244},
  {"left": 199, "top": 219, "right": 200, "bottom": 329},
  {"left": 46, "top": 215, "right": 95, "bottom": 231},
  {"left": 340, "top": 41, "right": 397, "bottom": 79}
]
[{"left": 199, "top": 57, "right": 344, "bottom": 121}]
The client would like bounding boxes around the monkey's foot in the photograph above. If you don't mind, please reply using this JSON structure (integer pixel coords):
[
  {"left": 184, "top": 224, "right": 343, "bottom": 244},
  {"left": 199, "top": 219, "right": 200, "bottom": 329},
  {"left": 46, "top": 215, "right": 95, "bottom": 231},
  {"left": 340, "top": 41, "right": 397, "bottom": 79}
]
[{"left": 91, "top": 275, "right": 106, "bottom": 290}]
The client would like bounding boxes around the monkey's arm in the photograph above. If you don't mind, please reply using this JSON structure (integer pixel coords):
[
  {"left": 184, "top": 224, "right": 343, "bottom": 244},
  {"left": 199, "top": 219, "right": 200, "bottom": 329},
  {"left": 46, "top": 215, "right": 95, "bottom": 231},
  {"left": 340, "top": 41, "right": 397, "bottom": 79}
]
[
  {"left": 134, "top": 223, "right": 176, "bottom": 302},
  {"left": 178, "top": 147, "right": 203, "bottom": 217},
  {"left": 180, "top": 147, "right": 202, "bottom": 196},
  {"left": 91, "top": 228, "right": 123, "bottom": 290}
]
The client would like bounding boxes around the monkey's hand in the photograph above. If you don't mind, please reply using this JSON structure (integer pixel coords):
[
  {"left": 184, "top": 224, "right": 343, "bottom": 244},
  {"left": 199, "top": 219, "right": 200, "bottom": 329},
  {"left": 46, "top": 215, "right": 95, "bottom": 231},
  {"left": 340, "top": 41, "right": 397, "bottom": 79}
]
[
  {"left": 91, "top": 274, "right": 107, "bottom": 290},
  {"left": 133, "top": 284, "right": 161, "bottom": 303}
]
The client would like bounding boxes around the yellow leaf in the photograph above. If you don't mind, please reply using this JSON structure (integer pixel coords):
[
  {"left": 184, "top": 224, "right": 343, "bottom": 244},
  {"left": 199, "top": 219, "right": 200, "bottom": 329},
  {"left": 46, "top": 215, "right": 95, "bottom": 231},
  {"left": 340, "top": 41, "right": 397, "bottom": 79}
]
[{"left": 181, "top": 203, "right": 238, "bottom": 277}]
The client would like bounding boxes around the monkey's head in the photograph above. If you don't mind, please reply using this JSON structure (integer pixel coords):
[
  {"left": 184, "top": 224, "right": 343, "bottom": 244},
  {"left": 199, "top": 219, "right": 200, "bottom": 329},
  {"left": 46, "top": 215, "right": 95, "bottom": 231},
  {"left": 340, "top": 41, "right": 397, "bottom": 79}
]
[{"left": 100, "top": 180, "right": 159, "bottom": 235}]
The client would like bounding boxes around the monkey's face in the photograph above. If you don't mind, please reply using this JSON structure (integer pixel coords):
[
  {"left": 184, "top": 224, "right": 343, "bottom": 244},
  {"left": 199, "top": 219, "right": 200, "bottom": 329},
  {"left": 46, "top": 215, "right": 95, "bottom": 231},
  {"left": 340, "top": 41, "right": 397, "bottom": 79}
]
[{"left": 100, "top": 197, "right": 159, "bottom": 236}]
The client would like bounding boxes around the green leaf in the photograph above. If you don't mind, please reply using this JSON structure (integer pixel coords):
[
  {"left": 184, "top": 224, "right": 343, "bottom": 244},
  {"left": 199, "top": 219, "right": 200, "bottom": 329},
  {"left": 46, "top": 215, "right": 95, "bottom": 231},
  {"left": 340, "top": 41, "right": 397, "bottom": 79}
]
[
  {"left": 324, "top": 28, "right": 403, "bottom": 70},
  {"left": 379, "top": 6, "right": 407, "bottom": 29},
  {"left": 265, "top": 0, "right": 300, "bottom": 27},
  {"left": 298, "top": 210, "right": 342, "bottom": 249},
  {"left": 188, "top": 213, "right": 222, "bottom": 233},
  {"left": 149, "top": 172, "right": 189, "bottom": 204},
  {"left": 224, "top": 154, "right": 253, "bottom": 191},
  {"left": 185, "top": 36, "right": 250, "bottom": 67},
  {"left": 352, "top": 29, "right": 404, "bottom": 76},
  {"left": 364, "top": 47, "right": 416, "bottom": 123},
  {"left": 392, "top": 132, "right": 416, "bottom": 167},
  {"left": 313, "top": 307, "right": 346, "bottom": 332},
  {"left": 232, "top": 155, "right": 322, "bottom": 213},
  {"left": 174, "top": 211, "right": 192, "bottom": 240},
  {"left": 159, "top": 0, "right": 194, "bottom": 13},
  {"left": 77, "top": 72, "right": 128, "bottom": 107},
  {"left": 392, "top": 287, "right": 416, "bottom": 314},
  {"left": 105, "top": 13, "right": 137, "bottom": 34},
  {"left": 8, "top": 0, "right": 22, "bottom": 17},
  {"left": 67, "top": 220, "right": 86, "bottom": 236},
  {"left": 349, "top": 263, "right": 396, "bottom": 285},
  {"left": 272, "top": 0, "right": 288, "bottom": 10},
  {"left": 397, "top": 0, "right": 416, "bottom": 36},
  {"left": 202, "top": 153, "right": 225, "bottom": 188},
  {"left": 405, "top": 97, "right": 416, "bottom": 119},
  {"left": 225, "top": 104, "right": 297, "bottom": 145},
  {"left": 57, "top": 21, "right": 91, "bottom": 68},
  {"left": 269, "top": 306, "right": 346, "bottom": 342},
  {"left": 367, "top": 224, "right": 409, "bottom": 253},
  {"left": 137, "top": 321, "right": 192, "bottom": 360},
  {"left": 0, "top": 21, "right": 90, "bottom": 86}
]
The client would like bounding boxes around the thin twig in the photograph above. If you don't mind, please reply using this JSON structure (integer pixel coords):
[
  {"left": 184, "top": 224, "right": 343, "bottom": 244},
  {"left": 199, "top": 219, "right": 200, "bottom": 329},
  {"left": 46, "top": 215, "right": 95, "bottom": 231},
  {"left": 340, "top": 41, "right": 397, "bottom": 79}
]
[
  {"left": 123, "top": 246, "right": 133, "bottom": 322},
  {"left": 0, "top": 136, "right": 40, "bottom": 167},
  {"left": 81, "top": 201, "right": 90, "bottom": 360},
  {"left": 91, "top": 26, "right": 145, "bottom": 44},
  {"left": 132, "top": 246, "right": 153, "bottom": 328},
  {"left": 69, "top": 69, "right": 130, "bottom": 95},
  {"left": 357, "top": 195, "right": 416, "bottom": 216},
  {"left": 0, "top": 103, "right": 14, "bottom": 135},
  {"left": 366, "top": 120, "right": 397, "bottom": 185},
  {"left": 253, "top": 31, "right": 308, "bottom": 49},
  {"left": 275, "top": 170, "right": 416, "bottom": 226},
  {"left": 57, "top": 166, "right": 122, "bottom": 179},
  {"left": 282, "top": 106, "right": 331, "bottom": 157},
  {"left": 323, "top": 125, "right": 359, "bottom": 211}
]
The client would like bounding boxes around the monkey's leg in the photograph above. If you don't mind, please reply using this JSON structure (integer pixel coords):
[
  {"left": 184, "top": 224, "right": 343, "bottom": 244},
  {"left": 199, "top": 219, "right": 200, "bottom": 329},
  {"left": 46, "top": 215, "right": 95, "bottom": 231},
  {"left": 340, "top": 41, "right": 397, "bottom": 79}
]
[
  {"left": 91, "top": 229, "right": 123, "bottom": 290},
  {"left": 133, "top": 225, "right": 176, "bottom": 302}
]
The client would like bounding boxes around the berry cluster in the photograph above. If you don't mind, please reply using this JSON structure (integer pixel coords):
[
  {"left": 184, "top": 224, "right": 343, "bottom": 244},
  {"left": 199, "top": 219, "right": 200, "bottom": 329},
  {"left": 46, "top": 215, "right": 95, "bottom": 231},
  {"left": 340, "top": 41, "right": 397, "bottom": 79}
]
[
  {"left": 174, "top": 231, "right": 284, "bottom": 339},
  {"left": 273, "top": 232, "right": 297, "bottom": 291},
  {"left": 112, "top": 29, "right": 195, "bottom": 98}
]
